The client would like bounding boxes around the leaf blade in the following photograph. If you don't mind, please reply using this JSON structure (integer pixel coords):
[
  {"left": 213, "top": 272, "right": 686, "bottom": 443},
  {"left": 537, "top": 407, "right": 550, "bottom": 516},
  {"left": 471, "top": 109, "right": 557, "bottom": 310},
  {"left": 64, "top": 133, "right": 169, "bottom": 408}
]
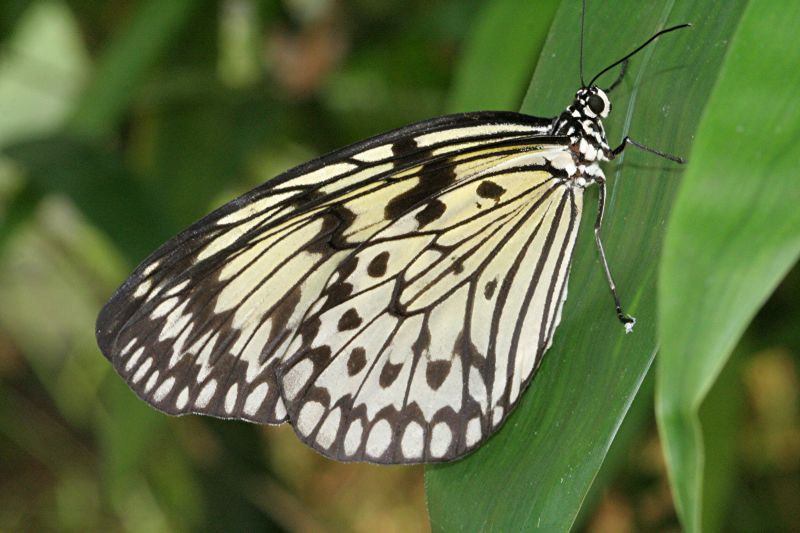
[
  {"left": 657, "top": 0, "right": 800, "bottom": 530},
  {"left": 445, "top": 0, "right": 559, "bottom": 112}
]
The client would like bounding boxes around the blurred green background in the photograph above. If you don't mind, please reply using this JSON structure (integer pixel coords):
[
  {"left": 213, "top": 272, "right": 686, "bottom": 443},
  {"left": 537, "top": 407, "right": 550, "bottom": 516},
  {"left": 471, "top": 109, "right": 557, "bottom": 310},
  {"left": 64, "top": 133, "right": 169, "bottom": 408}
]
[{"left": 0, "top": 1, "right": 797, "bottom": 532}]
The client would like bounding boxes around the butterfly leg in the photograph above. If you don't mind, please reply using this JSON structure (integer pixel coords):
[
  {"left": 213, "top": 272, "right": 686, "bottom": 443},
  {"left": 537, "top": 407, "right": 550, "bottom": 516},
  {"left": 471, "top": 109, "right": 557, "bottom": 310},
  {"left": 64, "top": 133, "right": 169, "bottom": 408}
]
[
  {"left": 609, "top": 137, "right": 686, "bottom": 164},
  {"left": 594, "top": 177, "right": 636, "bottom": 333},
  {"left": 604, "top": 59, "right": 629, "bottom": 93}
]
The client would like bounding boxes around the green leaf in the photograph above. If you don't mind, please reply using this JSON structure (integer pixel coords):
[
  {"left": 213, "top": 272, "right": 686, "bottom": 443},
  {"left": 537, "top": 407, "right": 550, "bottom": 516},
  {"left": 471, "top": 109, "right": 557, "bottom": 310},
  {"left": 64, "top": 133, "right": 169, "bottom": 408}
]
[
  {"left": 0, "top": 181, "right": 41, "bottom": 256},
  {"left": 656, "top": 0, "right": 800, "bottom": 531},
  {"left": 694, "top": 348, "right": 743, "bottom": 533},
  {"left": 5, "top": 136, "right": 173, "bottom": 262},
  {"left": 68, "top": 0, "right": 197, "bottom": 138},
  {"left": 426, "top": 1, "right": 746, "bottom": 530},
  {"left": 0, "top": 0, "right": 89, "bottom": 145},
  {"left": 445, "top": 0, "right": 560, "bottom": 112}
]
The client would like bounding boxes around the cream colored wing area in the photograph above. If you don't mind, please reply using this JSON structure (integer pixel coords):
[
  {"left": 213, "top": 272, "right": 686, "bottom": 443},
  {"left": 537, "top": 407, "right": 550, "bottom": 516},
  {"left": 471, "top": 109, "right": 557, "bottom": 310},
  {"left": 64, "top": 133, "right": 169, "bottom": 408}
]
[
  {"left": 280, "top": 147, "right": 585, "bottom": 463},
  {"left": 96, "top": 110, "right": 558, "bottom": 430},
  {"left": 499, "top": 186, "right": 583, "bottom": 416},
  {"left": 104, "top": 212, "right": 352, "bottom": 424}
]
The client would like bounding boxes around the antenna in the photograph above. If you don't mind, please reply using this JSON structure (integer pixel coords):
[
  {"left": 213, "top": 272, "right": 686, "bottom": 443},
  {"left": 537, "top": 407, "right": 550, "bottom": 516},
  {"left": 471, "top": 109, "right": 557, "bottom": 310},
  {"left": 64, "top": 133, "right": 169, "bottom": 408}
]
[
  {"left": 587, "top": 23, "right": 691, "bottom": 88},
  {"left": 579, "top": 0, "right": 587, "bottom": 87}
]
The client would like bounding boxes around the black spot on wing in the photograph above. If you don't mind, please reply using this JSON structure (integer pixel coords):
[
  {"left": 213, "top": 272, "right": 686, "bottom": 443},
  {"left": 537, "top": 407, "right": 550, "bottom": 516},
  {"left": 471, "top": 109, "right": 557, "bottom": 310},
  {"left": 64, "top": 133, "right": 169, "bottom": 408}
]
[
  {"left": 477, "top": 180, "right": 506, "bottom": 200},
  {"left": 379, "top": 362, "right": 403, "bottom": 388},
  {"left": 338, "top": 308, "right": 363, "bottom": 331},
  {"left": 415, "top": 199, "right": 446, "bottom": 228},
  {"left": 290, "top": 188, "right": 325, "bottom": 208},
  {"left": 451, "top": 256, "right": 465, "bottom": 274},
  {"left": 347, "top": 347, "right": 367, "bottom": 375},
  {"left": 367, "top": 251, "right": 390, "bottom": 277},
  {"left": 484, "top": 278, "right": 497, "bottom": 300},
  {"left": 426, "top": 360, "right": 452, "bottom": 390},
  {"left": 391, "top": 136, "right": 421, "bottom": 158}
]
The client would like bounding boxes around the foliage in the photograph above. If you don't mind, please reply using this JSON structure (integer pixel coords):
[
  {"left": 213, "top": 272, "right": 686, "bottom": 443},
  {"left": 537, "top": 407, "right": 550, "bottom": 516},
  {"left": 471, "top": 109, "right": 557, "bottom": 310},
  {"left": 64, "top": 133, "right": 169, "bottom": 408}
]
[
  {"left": 0, "top": 1, "right": 797, "bottom": 532},
  {"left": 657, "top": 1, "right": 800, "bottom": 531}
]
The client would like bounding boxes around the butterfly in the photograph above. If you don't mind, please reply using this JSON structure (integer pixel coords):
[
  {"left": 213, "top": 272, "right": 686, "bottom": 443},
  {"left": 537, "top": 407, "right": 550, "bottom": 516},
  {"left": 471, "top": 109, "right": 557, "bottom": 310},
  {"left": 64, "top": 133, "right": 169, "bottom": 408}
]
[{"left": 96, "top": 10, "right": 688, "bottom": 464}]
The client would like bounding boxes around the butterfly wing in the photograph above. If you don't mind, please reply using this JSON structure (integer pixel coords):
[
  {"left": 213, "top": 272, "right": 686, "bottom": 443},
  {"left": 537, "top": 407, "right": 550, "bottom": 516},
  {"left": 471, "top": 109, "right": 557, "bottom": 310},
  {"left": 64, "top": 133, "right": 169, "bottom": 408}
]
[
  {"left": 96, "top": 111, "right": 553, "bottom": 426},
  {"left": 280, "top": 147, "right": 584, "bottom": 463}
]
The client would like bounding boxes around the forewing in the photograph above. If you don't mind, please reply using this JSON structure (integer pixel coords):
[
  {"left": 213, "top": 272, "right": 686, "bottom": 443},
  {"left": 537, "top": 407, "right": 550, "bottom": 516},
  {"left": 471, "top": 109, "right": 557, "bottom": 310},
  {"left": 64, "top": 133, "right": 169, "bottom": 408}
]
[
  {"left": 280, "top": 147, "right": 584, "bottom": 463},
  {"left": 96, "top": 111, "right": 553, "bottom": 425}
]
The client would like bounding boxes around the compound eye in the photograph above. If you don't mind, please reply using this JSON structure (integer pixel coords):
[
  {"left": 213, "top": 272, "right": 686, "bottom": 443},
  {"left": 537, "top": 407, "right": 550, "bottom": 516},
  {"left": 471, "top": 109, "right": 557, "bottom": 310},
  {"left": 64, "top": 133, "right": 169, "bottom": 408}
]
[{"left": 587, "top": 93, "right": 605, "bottom": 116}]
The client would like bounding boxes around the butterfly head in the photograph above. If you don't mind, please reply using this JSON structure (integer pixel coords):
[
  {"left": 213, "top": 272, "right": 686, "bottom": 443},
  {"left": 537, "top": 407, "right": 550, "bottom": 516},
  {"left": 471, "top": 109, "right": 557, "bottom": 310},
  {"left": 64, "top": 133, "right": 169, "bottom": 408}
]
[
  {"left": 575, "top": 86, "right": 611, "bottom": 119},
  {"left": 553, "top": 86, "right": 613, "bottom": 163}
]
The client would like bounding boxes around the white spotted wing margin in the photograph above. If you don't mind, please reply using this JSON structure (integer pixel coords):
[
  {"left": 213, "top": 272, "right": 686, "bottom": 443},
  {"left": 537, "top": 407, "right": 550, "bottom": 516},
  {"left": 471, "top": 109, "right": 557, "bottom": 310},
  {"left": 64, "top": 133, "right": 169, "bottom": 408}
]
[
  {"left": 280, "top": 147, "right": 584, "bottom": 464},
  {"left": 95, "top": 111, "right": 557, "bottom": 433}
]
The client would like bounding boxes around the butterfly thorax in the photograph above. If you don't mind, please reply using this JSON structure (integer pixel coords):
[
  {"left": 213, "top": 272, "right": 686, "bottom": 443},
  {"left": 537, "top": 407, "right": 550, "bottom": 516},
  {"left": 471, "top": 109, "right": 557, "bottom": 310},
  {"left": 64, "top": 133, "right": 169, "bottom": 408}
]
[{"left": 552, "top": 86, "right": 612, "bottom": 186}]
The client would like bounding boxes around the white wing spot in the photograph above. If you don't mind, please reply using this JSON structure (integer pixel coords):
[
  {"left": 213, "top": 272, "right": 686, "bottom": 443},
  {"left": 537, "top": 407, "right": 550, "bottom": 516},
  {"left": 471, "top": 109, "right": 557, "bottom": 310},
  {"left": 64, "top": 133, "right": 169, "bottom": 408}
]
[
  {"left": 125, "top": 346, "right": 145, "bottom": 372},
  {"left": 153, "top": 376, "right": 176, "bottom": 402},
  {"left": 354, "top": 144, "right": 394, "bottom": 162},
  {"left": 430, "top": 422, "right": 452, "bottom": 458},
  {"left": 240, "top": 320, "right": 273, "bottom": 383},
  {"left": 195, "top": 379, "right": 217, "bottom": 408},
  {"left": 150, "top": 297, "right": 179, "bottom": 319},
  {"left": 466, "top": 417, "right": 482, "bottom": 447},
  {"left": 194, "top": 332, "right": 220, "bottom": 383},
  {"left": 468, "top": 366, "right": 488, "bottom": 413},
  {"left": 290, "top": 162, "right": 356, "bottom": 187},
  {"left": 492, "top": 406, "right": 504, "bottom": 426},
  {"left": 224, "top": 383, "right": 239, "bottom": 413},
  {"left": 132, "top": 357, "right": 152, "bottom": 383},
  {"left": 142, "top": 261, "right": 160, "bottom": 276},
  {"left": 145, "top": 283, "right": 165, "bottom": 302},
  {"left": 366, "top": 419, "right": 392, "bottom": 459},
  {"left": 316, "top": 408, "right": 341, "bottom": 450},
  {"left": 343, "top": 419, "right": 364, "bottom": 456},
  {"left": 243, "top": 383, "right": 269, "bottom": 416},
  {"left": 274, "top": 398, "right": 287, "bottom": 420},
  {"left": 120, "top": 338, "right": 137, "bottom": 356},
  {"left": 165, "top": 279, "right": 190, "bottom": 296},
  {"left": 176, "top": 386, "right": 190, "bottom": 410},
  {"left": 401, "top": 421, "right": 424, "bottom": 460},
  {"left": 296, "top": 401, "right": 325, "bottom": 436},
  {"left": 144, "top": 370, "right": 160, "bottom": 393},
  {"left": 282, "top": 359, "right": 314, "bottom": 401}
]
